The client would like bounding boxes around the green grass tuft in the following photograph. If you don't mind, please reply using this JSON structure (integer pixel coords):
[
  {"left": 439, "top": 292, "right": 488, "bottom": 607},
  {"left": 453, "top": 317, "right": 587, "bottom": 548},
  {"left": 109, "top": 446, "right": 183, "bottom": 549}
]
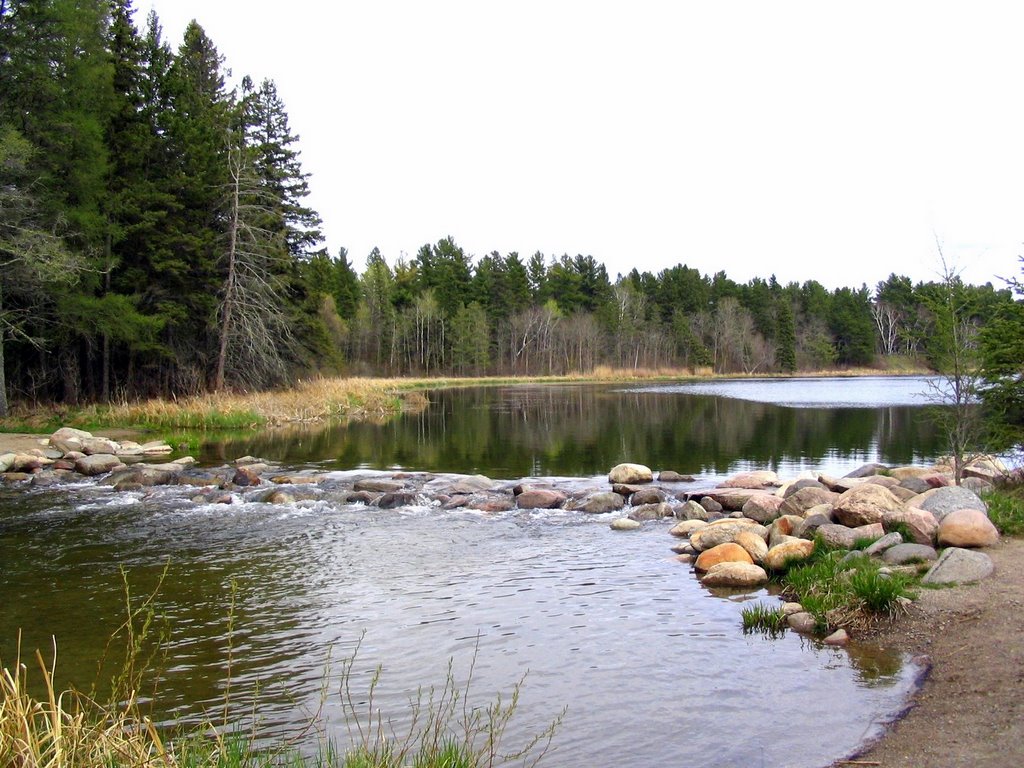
[
  {"left": 983, "top": 487, "right": 1024, "bottom": 536},
  {"left": 740, "top": 603, "right": 787, "bottom": 636}
]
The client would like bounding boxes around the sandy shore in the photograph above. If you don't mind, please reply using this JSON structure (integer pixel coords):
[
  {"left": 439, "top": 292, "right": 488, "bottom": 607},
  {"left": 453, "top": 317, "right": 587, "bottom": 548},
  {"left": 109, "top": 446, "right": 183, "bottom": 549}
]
[{"left": 832, "top": 537, "right": 1024, "bottom": 768}]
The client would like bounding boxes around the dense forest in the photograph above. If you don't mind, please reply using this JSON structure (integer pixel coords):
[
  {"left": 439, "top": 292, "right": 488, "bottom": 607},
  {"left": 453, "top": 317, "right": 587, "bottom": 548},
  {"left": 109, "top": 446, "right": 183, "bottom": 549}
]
[{"left": 0, "top": 1, "right": 1017, "bottom": 416}]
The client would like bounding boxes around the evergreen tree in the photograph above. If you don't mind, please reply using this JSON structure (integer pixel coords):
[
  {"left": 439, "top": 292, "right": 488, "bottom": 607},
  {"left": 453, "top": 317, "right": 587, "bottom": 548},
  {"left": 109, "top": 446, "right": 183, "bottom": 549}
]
[{"left": 776, "top": 298, "right": 797, "bottom": 372}]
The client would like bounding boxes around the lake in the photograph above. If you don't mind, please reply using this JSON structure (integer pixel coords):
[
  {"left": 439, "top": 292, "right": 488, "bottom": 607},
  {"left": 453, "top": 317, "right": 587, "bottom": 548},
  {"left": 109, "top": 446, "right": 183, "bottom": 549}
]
[{"left": 0, "top": 376, "right": 945, "bottom": 766}]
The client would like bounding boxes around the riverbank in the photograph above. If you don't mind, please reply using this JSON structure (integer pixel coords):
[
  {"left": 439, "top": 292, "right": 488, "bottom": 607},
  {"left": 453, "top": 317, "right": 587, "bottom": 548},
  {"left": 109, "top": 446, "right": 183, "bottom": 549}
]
[
  {"left": 831, "top": 535, "right": 1024, "bottom": 768},
  {"left": 0, "top": 366, "right": 931, "bottom": 433}
]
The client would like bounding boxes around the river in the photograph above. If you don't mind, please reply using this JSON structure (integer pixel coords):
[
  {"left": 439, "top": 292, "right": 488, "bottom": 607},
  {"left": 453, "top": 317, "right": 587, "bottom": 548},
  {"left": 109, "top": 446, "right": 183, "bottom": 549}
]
[{"left": 1, "top": 376, "right": 945, "bottom": 766}]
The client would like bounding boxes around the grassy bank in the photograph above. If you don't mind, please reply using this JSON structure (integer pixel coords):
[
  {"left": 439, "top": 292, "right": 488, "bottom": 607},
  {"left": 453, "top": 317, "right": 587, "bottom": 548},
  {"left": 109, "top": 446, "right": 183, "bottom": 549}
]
[
  {"left": 1, "top": 365, "right": 932, "bottom": 433},
  {"left": 1, "top": 638, "right": 561, "bottom": 768}
]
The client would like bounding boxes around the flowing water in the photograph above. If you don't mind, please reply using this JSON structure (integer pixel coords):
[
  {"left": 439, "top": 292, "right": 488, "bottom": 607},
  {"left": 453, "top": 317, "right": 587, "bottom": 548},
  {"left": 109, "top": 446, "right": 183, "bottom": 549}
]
[{"left": 1, "top": 377, "right": 946, "bottom": 766}]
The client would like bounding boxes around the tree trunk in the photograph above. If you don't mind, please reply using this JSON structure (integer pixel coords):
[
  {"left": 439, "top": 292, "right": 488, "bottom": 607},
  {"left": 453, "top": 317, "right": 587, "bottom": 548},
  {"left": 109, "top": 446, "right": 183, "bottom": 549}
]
[{"left": 0, "top": 286, "right": 7, "bottom": 418}]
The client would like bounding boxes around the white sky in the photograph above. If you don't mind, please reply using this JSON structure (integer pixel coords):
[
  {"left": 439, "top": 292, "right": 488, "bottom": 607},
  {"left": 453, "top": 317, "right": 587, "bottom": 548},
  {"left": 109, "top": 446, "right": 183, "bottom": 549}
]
[{"left": 144, "top": 0, "right": 1024, "bottom": 290}]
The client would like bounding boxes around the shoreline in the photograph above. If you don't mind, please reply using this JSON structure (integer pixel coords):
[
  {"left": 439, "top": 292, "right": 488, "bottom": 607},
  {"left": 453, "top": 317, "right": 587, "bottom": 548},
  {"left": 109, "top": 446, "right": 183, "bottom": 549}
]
[{"left": 830, "top": 536, "right": 1024, "bottom": 768}]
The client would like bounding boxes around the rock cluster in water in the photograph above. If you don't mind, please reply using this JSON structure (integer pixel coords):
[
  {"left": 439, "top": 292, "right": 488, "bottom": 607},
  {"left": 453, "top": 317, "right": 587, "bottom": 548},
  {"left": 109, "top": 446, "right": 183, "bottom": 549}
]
[{"left": 2, "top": 429, "right": 1007, "bottom": 635}]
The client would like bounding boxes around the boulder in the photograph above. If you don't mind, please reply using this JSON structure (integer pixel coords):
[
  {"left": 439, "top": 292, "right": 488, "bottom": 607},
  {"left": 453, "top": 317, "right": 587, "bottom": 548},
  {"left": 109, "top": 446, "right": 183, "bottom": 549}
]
[
  {"left": 851, "top": 523, "right": 885, "bottom": 543},
  {"left": 699, "top": 496, "right": 724, "bottom": 514},
  {"left": 793, "top": 512, "right": 833, "bottom": 540},
  {"left": 139, "top": 441, "right": 173, "bottom": 455},
  {"left": 0, "top": 452, "right": 14, "bottom": 472},
  {"left": 768, "top": 514, "right": 805, "bottom": 545},
  {"left": 104, "top": 465, "right": 179, "bottom": 487},
  {"left": 516, "top": 489, "right": 567, "bottom": 509},
  {"left": 49, "top": 427, "right": 93, "bottom": 453},
  {"left": 466, "top": 496, "right": 515, "bottom": 513},
  {"left": 610, "top": 517, "right": 642, "bottom": 531},
  {"left": 354, "top": 478, "right": 403, "bottom": 493},
  {"left": 81, "top": 437, "right": 121, "bottom": 456},
  {"left": 658, "top": 470, "right": 694, "bottom": 482},
  {"left": 845, "top": 462, "right": 889, "bottom": 478},
  {"left": 742, "top": 494, "right": 785, "bottom": 524},
  {"left": 10, "top": 453, "right": 53, "bottom": 472},
  {"left": 262, "top": 489, "right": 296, "bottom": 504},
  {"left": 914, "top": 486, "right": 987, "bottom": 522},
  {"left": 570, "top": 491, "right": 626, "bottom": 514},
  {"left": 446, "top": 475, "right": 495, "bottom": 494},
  {"left": 376, "top": 491, "right": 418, "bottom": 509},
  {"left": 763, "top": 539, "right": 815, "bottom": 571},
  {"left": 270, "top": 474, "right": 322, "bottom": 485},
  {"left": 832, "top": 484, "right": 904, "bottom": 527},
  {"left": 780, "top": 487, "right": 839, "bottom": 517},
  {"left": 675, "top": 500, "right": 709, "bottom": 521},
  {"left": 961, "top": 477, "right": 995, "bottom": 495},
  {"left": 937, "top": 508, "right": 1000, "bottom": 548},
  {"left": 701, "top": 562, "right": 769, "bottom": 588},
  {"left": 694, "top": 542, "right": 754, "bottom": 572},
  {"left": 889, "top": 466, "right": 934, "bottom": 481},
  {"left": 701, "top": 488, "right": 774, "bottom": 512},
  {"left": 899, "top": 476, "right": 933, "bottom": 495},
  {"left": 611, "top": 483, "right": 650, "bottom": 497},
  {"left": 721, "top": 470, "right": 779, "bottom": 489},
  {"left": 232, "top": 466, "right": 263, "bottom": 487},
  {"left": 787, "top": 611, "right": 817, "bottom": 633},
  {"left": 863, "top": 532, "right": 904, "bottom": 557},
  {"left": 669, "top": 519, "right": 708, "bottom": 538},
  {"left": 782, "top": 478, "right": 828, "bottom": 497},
  {"left": 608, "top": 463, "right": 653, "bottom": 484},
  {"left": 881, "top": 507, "right": 939, "bottom": 546},
  {"left": 74, "top": 453, "right": 123, "bottom": 476},
  {"left": 889, "top": 486, "right": 920, "bottom": 502},
  {"left": 629, "top": 502, "right": 673, "bottom": 521},
  {"left": 881, "top": 543, "right": 938, "bottom": 565},
  {"left": 823, "top": 629, "right": 850, "bottom": 646},
  {"left": 690, "top": 519, "right": 766, "bottom": 551},
  {"left": 815, "top": 523, "right": 858, "bottom": 550},
  {"left": 630, "top": 487, "right": 667, "bottom": 506},
  {"left": 734, "top": 529, "right": 769, "bottom": 563},
  {"left": 921, "top": 547, "right": 995, "bottom": 585}
]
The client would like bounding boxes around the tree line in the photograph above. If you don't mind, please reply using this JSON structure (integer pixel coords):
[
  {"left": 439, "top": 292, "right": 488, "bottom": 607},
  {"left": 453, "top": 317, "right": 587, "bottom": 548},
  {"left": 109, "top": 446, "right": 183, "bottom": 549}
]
[{"left": 0, "top": 1, "right": 1018, "bottom": 417}]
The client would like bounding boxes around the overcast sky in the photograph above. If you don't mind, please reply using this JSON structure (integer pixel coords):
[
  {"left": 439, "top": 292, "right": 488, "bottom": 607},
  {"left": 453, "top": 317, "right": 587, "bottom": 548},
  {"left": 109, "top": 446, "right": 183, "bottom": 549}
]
[{"left": 144, "top": 1, "right": 1024, "bottom": 290}]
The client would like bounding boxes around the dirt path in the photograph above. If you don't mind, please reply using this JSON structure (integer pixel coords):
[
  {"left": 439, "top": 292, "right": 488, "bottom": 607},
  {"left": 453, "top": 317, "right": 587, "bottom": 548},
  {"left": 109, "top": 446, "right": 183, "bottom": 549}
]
[{"left": 834, "top": 537, "right": 1024, "bottom": 768}]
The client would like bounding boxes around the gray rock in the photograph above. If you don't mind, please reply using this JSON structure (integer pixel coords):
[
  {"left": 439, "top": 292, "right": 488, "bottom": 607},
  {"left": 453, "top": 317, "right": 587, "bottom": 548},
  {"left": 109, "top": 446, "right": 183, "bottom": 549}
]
[
  {"left": 446, "top": 475, "right": 495, "bottom": 494},
  {"left": 863, "top": 531, "right": 904, "bottom": 557},
  {"left": 570, "top": 491, "right": 626, "bottom": 514},
  {"left": 375, "top": 491, "right": 418, "bottom": 509},
  {"left": 960, "top": 476, "right": 994, "bottom": 495},
  {"left": 669, "top": 519, "right": 708, "bottom": 537},
  {"left": 700, "top": 496, "right": 723, "bottom": 514},
  {"left": 845, "top": 462, "right": 889, "bottom": 478},
  {"left": 742, "top": 493, "right": 785, "bottom": 524},
  {"left": 881, "top": 543, "right": 938, "bottom": 565},
  {"left": 824, "top": 629, "right": 850, "bottom": 646},
  {"left": 630, "top": 487, "right": 666, "bottom": 506},
  {"left": 899, "top": 476, "right": 933, "bottom": 494},
  {"left": 677, "top": 500, "right": 709, "bottom": 520},
  {"left": 782, "top": 478, "right": 828, "bottom": 498},
  {"left": 262, "top": 489, "right": 297, "bottom": 504},
  {"left": 516, "top": 489, "right": 567, "bottom": 509},
  {"left": 815, "top": 523, "right": 857, "bottom": 550},
  {"left": 917, "top": 486, "right": 988, "bottom": 522},
  {"left": 74, "top": 453, "right": 123, "bottom": 476},
  {"left": 608, "top": 463, "right": 653, "bottom": 484},
  {"left": 921, "top": 547, "right": 995, "bottom": 585},
  {"left": 832, "top": 484, "right": 904, "bottom": 527},
  {"left": 658, "top": 470, "right": 694, "bottom": 482},
  {"left": 700, "top": 488, "right": 773, "bottom": 511},
  {"left": 780, "top": 487, "right": 839, "bottom": 517},
  {"left": 353, "top": 478, "right": 403, "bottom": 493},
  {"left": 787, "top": 611, "right": 817, "bottom": 633},
  {"left": 610, "top": 517, "right": 642, "bottom": 531},
  {"left": 232, "top": 466, "right": 263, "bottom": 487},
  {"left": 629, "top": 502, "right": 673, "bottom": 521},
  {"left": 793, "top": 512, "right": 833, "bottom": 539},
  {"left": 105, "top": 465, "right": 181, "bottom": 487}
]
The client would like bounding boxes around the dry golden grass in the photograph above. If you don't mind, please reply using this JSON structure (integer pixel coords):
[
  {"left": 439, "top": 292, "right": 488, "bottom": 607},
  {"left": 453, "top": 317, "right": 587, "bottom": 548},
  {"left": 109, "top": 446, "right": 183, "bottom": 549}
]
[
  {"left": 1, "top": 639, "right": 171, "bottom": 768},
  {"left": 30, "top": 365, "right": 931, "bottom": 432}
]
